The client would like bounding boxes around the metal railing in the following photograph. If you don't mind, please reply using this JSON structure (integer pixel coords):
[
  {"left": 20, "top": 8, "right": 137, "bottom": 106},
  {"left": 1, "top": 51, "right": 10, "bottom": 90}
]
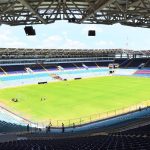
[
  {"left": 0, "top": 100, "right": 150, "bottom": 129},
  {"left": 37, "top": 100, "right": 150, "bottom": 128}
]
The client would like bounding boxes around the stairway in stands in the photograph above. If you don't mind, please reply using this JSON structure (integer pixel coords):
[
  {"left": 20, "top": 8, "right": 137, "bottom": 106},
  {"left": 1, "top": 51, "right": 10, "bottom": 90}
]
[
  {"left": 125, "top": 59, "right": 133, "bottom": 68},
  {"left": 95, "top": 62, "right": 100, "bottom": 68},
  {"left": 0, "top": 67, "right": 7, "bottom": 75},
  {"left": 50, "top": 74, "right": 63, "bottom": 80},
  {"left": 73, "top": 63, "right": 80, "bottom": 69},
  {"left": 145, "top": 59, "right": 150, "bottom": 67},
  {"left": 39, "top": 64, "right": 48, "bottom": 72}
]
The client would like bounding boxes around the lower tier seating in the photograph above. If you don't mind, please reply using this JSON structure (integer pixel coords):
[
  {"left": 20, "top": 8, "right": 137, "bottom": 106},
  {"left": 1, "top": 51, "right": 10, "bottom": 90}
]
[
  {"left": 0, "top": 65, "right": 26, "bottom": 74},
  {"left": 84, "top": 62, "right": 97, "bottom": 67},
  {"left": 117, "top": 123, "right": 150, "bottom": 136},
  {"left": 0, "top": 120, "right": 27, "bottom": 133},
  {"left": 96, "top": 62, "right": 111, "bottom": 67},
  {"left": 0, "top": 58, "right": 149, "bottom": 75},
  {"left": 25, "top": 64, "right": 44, "bottom": 72},
  {"left": 145, "top": 59, "right": 150, "bottom": 67},
  {"left": 126, "top": 58, "right": 149, "bottom": 68},
  {"left": 121, "top": 58, "right": 150, "bottom": 68},
  {"left": 114, "top": 59, "right": 128, "bottom": 67},
  {"left": 0, "top": 134, "right": 149, "bottom": 150}
]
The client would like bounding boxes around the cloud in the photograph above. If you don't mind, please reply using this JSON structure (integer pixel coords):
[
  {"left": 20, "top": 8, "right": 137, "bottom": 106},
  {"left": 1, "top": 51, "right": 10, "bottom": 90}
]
[
  {"left": 96, "top": 40, "right": 114, "bottom": 46},
  {"left": 40, "top": 35, "right": 63, "bottom": 48},
  {"left": 62, "top": 39, "right": 87, "bottom": 49},
  {"left": 40, "top": 35, "right": 87, "bottom": 49},
  {"left": 38, "top": 31, "right": 87, "bottom": 49},
  {"left": 96, "top": 40, "right": 115, "bottom": 48},
  {"left": 0, "top": 26, "right": 27, "bottom": 48}
]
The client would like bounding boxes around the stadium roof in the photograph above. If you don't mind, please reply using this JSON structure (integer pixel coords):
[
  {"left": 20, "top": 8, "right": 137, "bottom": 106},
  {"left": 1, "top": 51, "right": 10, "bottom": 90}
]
[{"left": 0, "top": 0, "right": 150, "bottom": 27}]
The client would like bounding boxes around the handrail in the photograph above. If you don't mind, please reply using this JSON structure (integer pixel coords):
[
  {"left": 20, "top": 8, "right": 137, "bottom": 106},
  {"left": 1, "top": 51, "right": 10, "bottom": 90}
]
[
  {"left": 37, "top": 100, "right": 150, "bottom": 128},
  {"left": 0, "top": 100, "right": 150, "bottom": 128}
]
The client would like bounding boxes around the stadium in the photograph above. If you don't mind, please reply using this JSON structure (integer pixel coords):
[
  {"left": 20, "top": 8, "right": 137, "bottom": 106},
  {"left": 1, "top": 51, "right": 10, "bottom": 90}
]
[{"left": 0, "top": 0, "right": 150, "bottom": 150}]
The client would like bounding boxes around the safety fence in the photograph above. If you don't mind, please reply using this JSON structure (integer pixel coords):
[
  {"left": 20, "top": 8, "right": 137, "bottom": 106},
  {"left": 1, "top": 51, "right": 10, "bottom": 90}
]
[
  {"left": 0, "top": 100, "right": 150, "bottom": 129},
  {"left": 37, "top": 100, "right": 150, "bottom": 128}
]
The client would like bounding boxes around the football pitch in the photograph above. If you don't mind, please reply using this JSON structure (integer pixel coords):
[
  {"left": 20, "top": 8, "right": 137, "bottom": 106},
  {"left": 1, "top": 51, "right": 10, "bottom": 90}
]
[{"left": 0, "top": 76, "right": 150, "bottom": 123}]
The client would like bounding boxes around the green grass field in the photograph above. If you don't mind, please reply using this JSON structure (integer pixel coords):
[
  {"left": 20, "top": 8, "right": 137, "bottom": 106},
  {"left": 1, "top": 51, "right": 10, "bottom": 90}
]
[{"left": 0, "top": 76, "right": 150, "bottom": 123}]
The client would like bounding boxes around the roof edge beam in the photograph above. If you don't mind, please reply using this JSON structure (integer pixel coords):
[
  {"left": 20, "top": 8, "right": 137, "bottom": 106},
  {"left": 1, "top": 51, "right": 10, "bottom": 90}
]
[
  {"left": 17, "top": 0, "right": 46, "bottom": 24},
  {"left": 80, "top": 0, "right": 115, "bottom": 23}
]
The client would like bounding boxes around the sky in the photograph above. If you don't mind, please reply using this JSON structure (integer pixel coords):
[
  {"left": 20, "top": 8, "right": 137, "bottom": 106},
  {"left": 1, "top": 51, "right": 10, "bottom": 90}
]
[{"left": 0, "top": 21, "right": 150, "bottom": 50}]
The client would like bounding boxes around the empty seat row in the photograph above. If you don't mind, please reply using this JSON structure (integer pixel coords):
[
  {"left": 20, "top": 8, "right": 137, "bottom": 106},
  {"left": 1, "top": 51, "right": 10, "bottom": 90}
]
[{"left": 0, "top": 134, "right": 150, "bottom": 150}]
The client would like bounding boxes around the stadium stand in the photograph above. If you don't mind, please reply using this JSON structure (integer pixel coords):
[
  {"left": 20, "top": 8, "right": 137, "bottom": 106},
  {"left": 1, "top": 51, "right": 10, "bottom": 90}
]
[
  {"left": 57, "top": 63, "right": 75, "bottom": 70},
  {"left": 0, "top": 68, "right": 4, "bottom": 75},
  {"left": 25, "top": 64, "right": 44, "bottom": 72},
  {"left": 0, "top": 130, "right": 150, "bottom": 150},
  {"left": 8, "top": 108, "right": 149, "bottom": 150},
  {"left": 96, "top": 61, "right": 112, "bottom": 67},
  {"left": 145, "top": 59, "right": 150, "bottom": 67},
  {"left": 114, "top": 58, "right": 129, "bottom": 67},
  {"left": 118, "top": 124, "right": 150, "bottom": 136},
  {"left": 0, "top": 120, "right": 27, "bottom": 133},
  {"left": 0, "top": 48, "right": 149, "bottom": 87},
  {"left": 124, "top": 58, "right": 149, "bottom": 68},
  {"left": 43, "top": 64, "right": 57, "bottom": 71},
  {"left": 1, "top": 65, "right": 26, "bottom": 74},
  {"left": 84, "top": 62, "right": 96, "bottom": 68}
]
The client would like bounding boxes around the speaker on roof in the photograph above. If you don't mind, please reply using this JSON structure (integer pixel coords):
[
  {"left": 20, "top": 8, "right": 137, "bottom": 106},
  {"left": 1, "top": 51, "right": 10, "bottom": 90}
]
[
  {"left": 24, "top": 26, "right": 36, "bottom": 36},
  {"left": 88, "top": 30, "right": 96, "bottom": 36}
]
